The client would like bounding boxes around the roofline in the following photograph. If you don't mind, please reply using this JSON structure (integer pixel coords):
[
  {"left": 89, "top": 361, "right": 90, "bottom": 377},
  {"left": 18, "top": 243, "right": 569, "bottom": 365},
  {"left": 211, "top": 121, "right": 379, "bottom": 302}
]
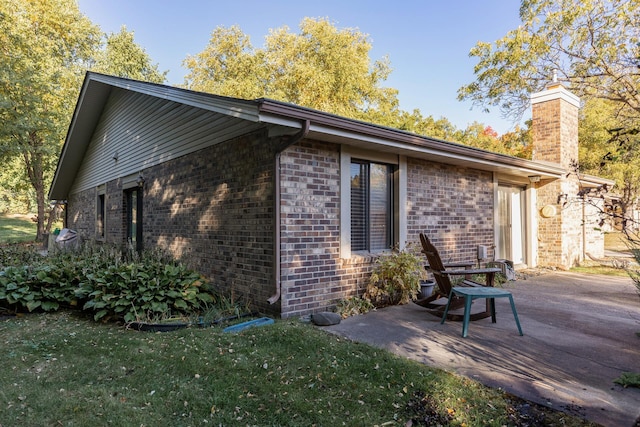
[
  {"left": 87, "top": 72, "right": 260, "bottom": 121},
  {"left": 579, "top": 173, "right": 616, "bottom": 188},
  {"left": 51, "top": 73, "right": 595, "bottom": 200},
  {"left": 256, "top": 98, "right": 566, "bottom": 179}
]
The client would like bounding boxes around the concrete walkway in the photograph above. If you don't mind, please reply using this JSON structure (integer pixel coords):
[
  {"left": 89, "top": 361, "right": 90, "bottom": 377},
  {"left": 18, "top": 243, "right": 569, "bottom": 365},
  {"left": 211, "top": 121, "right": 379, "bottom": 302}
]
[{"left": 325, "top": 272, "right": 640, "bottom": 427}]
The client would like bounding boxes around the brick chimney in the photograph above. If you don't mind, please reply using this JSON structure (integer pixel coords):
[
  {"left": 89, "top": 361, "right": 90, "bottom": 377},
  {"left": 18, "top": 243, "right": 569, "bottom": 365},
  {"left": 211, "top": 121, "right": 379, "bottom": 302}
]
[{"left": 530, "top": 80, "right": 582, "bottom": 269}]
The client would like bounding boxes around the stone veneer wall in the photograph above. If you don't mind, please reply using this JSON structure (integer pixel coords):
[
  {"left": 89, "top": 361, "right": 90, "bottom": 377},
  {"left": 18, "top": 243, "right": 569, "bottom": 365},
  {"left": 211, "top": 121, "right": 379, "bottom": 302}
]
[{"left": 585, "top": 199, "right": 605, "bottom": 259}]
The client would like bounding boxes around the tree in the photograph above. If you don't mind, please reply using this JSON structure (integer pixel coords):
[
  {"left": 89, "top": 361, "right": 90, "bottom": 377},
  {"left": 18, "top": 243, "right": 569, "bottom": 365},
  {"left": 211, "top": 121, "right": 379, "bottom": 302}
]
[
  {"left": 579, "top": 98, "right": 640, "bottom": 228},
  {"left": 499, "top": 123, "right": 533, "bottom": 159},
  {"left": 92, "top": 26, "right": 167, "bottom": 84},
  {"left": 0, "top": 156, "right": 33, "bottom": 213},
  {"left": 392, "top": 109, "right": 460, "bottom": 141},
  {"left": 0, "top": 0, "right": 101, "bottom": 240},
  {"left": 183, "top": 18, "right": 401, "bottom": 125},
  {"left": 1, "top": 1, "right": 168, "bottom": 240},
  {"left": 458, "top": 0, "right": 640, "bottom": 123},
  {"left": 184, "top": 18, "right": 538, "bottom": 153}
]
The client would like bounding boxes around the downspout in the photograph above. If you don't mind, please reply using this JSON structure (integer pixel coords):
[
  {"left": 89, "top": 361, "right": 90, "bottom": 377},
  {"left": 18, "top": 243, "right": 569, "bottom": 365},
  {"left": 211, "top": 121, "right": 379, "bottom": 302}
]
[{"left": 268, "top": 119, "right": 310, "bottom": 305}]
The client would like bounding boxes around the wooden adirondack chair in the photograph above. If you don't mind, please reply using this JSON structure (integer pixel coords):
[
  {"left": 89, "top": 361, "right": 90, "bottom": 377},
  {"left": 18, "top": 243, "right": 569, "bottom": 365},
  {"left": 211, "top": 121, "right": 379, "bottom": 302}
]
[{"left": 416, "top": 233, "right": 502, "bottom": 321}]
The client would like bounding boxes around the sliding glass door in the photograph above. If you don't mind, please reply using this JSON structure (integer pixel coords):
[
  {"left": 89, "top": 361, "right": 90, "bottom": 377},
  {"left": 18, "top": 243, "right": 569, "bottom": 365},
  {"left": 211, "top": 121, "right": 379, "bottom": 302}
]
[{"left": 497, "top": 185, "right": 525, "bottom": 265}]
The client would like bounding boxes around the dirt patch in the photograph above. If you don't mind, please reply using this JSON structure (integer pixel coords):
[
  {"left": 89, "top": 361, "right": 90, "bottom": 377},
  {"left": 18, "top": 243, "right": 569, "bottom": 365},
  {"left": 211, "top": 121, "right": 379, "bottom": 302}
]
[{"left": 405, "top": 390, "right": 601, "bottom": 426}]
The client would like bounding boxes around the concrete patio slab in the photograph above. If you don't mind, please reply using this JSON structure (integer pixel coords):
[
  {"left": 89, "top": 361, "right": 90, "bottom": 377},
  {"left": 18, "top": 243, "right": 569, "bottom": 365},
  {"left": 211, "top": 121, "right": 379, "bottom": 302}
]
[{"left": 325, "top": 272, "right": 640, "bottom": 427}]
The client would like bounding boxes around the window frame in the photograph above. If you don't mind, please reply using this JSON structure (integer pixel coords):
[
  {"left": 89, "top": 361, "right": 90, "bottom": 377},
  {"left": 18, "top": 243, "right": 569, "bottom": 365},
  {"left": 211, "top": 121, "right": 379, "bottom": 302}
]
[
  {"left": 350, "top": 159, "right": 394, "bottom": 252},
  {"left": 340, "top": 146, "right": 406, "bottom": 258},
  {"left": 96, "top": 185, "right": 106, "bottom": 240},
  {"left": 122, "top": 174, "right": 144, "bottom": 252}
]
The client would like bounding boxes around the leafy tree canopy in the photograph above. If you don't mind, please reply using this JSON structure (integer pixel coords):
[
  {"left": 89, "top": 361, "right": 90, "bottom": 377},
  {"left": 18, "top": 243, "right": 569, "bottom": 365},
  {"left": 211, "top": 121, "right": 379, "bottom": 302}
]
[
  {"left": 183, "top": 17, "right": 400, "bottom": 125},
  {"left": 458, "top": 0, "right": 640, "bottom": 123},
  {"left": 183, "top": 17, "right": 533, "bottom": 157},
  {"left": 92, "top": 26, "right": 167, "bottom": 83},
  {"left": 579, "top": 98, "right": 640, "bottom": 222},
  {"left": 0, "top": 0, "right": 166, "bottom": 231},
  {"left": 0, "top": 0, "right": 101, "bottom": 232}
]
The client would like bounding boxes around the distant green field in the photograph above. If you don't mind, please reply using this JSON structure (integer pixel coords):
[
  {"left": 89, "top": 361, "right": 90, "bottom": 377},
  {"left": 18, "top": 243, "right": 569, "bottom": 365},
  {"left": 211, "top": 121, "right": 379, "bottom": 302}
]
[{"left": 0, "top": 214, "right": 37, "bottom": 244}]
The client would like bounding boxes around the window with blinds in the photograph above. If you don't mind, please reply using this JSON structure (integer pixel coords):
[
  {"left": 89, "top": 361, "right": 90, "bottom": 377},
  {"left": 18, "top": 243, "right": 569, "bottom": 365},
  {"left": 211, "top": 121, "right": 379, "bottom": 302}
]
[{"left": 350, "top": 160, "right": 394, "bottom": 251}]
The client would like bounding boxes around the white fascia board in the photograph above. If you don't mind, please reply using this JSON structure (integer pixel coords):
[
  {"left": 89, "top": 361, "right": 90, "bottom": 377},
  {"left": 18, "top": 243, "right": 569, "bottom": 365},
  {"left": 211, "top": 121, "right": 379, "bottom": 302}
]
[{"left": 304, "top": 122, "right": 566, "bottom": 178}]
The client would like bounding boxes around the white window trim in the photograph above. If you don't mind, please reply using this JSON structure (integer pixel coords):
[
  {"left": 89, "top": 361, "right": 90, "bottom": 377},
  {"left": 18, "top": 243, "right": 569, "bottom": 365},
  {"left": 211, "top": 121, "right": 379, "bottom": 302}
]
[{"left": 340, "top": 146, "right": 407, "bottom": 259}]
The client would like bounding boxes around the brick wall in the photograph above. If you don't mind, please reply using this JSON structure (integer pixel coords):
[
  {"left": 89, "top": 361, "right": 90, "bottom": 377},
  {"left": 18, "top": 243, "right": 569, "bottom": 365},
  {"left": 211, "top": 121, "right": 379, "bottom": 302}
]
[
  {"left": 406, "top": 159, "right": 495, "bottom": 262},
  {"left": 279, "top": 139, "right": 345, "bottom": 317},
  {"left": 68, "top": 133, "right": 497, "bottom": 319},
  {"left": 143, "top": 129, "right": 276, "bottom": 313},
  {"left": 68, "top": 129, "right": 279, "bottom": 315},
  {"left": 66, "top": 187, "right": 95, "bottom": 239},
  {"left": 532, "top": 84, "right": 589, "bottom": 268},
  {"left": 278, "top": 141, "right": 496, "bottom": 318}
]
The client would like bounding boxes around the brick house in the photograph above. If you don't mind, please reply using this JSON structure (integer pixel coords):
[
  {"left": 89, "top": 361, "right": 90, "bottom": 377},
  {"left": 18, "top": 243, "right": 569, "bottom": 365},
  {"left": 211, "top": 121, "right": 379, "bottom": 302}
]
[{"left": 49, "top": 72, "right": 612, "bottom": 318}]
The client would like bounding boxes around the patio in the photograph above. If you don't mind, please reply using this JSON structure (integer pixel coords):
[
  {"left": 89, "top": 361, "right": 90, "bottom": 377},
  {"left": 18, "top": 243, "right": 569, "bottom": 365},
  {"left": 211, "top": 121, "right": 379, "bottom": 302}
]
[{"left": 325, "top": 271, "right": 640, "bottom": 427}]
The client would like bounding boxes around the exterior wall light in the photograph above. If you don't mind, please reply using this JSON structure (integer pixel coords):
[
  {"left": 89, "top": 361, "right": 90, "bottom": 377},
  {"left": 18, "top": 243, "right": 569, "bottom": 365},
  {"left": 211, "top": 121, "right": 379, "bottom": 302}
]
[{"left": 136, "top": 172, "right": 145, "bottom": 188}]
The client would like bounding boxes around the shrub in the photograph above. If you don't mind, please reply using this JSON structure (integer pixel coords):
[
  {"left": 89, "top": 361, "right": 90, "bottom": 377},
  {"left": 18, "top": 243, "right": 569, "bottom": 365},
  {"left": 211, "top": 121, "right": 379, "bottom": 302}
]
[
  {"left": 80, "top": 249, "right": 215, "bottom": 322},
  {"left": 0, "top": 243, "right": 43, "bottom": 268},
  {"left": 364, "top": 246, "right": 425, "bottom": 307},
  {"left": 0, "top": 243, "right": 215, "bottom": 322},
  {"left": 335, "top": 296, "right": 375, "bottom": 318},
  {"left": 614, "top": 372, "right": 640, "bottom": 388}
]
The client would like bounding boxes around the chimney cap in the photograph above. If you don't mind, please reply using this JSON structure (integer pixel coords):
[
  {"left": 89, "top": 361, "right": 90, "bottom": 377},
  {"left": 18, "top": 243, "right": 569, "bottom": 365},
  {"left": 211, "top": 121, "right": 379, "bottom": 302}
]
[{"left": 546, "top": 69, "right": 564, "bottom": 90}]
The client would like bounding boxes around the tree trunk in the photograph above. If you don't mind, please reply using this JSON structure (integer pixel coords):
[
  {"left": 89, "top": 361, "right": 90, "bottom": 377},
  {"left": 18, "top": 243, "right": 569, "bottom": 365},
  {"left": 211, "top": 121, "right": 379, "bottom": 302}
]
[{"left": 24, "top": 132, "right": 47, "bottom": 242}]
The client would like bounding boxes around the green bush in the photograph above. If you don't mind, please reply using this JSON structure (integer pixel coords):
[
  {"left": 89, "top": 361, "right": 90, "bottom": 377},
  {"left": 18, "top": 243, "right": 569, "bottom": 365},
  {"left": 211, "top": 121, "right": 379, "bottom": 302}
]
[
  {"left": 0, "top": 261, "right": 79, "bottom": 312},
  {"left": 614, "top": 372, "right": 640, "bottom": 388},
  {"left": 0, "top": 243, "right": 43, "bottom": 268},
  {"left": 0, "top": 243, "right": 215, "bottom": 322},
  {"left": 364, "top": 246, "right": 425, "bottom": 307},
  {"left": 80, "top": 249, "right": 214, "bottom": 322}
]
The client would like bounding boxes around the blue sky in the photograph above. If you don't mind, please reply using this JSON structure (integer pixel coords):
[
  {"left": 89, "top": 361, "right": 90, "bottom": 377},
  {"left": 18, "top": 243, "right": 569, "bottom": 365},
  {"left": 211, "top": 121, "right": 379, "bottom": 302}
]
[{"left": 77, "top": 0, "right": 525, "bottom": 134}]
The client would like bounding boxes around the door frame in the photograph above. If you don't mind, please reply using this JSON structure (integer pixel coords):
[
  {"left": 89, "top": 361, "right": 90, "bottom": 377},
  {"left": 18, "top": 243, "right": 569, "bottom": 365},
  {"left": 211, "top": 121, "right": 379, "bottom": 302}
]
[{"left": 494, "top": 176, "right": 537, "bottom": 268}]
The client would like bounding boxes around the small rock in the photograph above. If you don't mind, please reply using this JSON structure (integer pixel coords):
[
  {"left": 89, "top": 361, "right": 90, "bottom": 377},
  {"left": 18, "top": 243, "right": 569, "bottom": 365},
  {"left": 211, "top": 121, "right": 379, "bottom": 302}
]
[{"left": 311, "top": 312, "right": 341, "bottom": 326}]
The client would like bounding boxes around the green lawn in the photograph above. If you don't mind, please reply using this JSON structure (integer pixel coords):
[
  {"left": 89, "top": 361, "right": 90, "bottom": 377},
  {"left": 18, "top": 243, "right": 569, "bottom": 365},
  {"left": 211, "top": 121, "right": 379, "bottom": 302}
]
[
  {"left": 0, "top": 311, "right": 597, "bottom": 427},
  {"left": 0, "top": 217, "right": 616, "bottom": 425},
  {"left": 0, "top": 214, "right": 37, "bottom": 244},
  {"left": 604, "top": 231, "right": 631, "bottom": 252}
]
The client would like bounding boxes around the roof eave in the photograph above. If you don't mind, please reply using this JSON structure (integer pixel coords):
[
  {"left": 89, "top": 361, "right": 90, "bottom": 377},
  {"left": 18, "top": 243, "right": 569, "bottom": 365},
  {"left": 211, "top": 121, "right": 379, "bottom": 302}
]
[
  {"left": 49, "top": 72, "right": 263, "bottom": 200},
  {"left": 257, "top": 99, "right": 565, "bottom": 180}
]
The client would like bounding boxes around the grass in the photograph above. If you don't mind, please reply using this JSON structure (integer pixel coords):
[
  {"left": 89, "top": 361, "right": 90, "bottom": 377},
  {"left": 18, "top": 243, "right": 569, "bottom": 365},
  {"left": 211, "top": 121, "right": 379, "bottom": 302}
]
[
  {"left": 604, "top": 231, "right": 631, "bottom": 252},
  {"left": 570, "top": 265, "right": 630, "bottom": 276},
  {"left": 0, "top": 217, "right": 618, "bottom": 425},
  {"left": 0, "top": 214, "right": 37, "bottom": 244},
  {"left": 570, "top": 232, "right": 636, "bottom": 276},
  {"left": 0, "top": 311, "right": 598, "bottom": 427}
]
